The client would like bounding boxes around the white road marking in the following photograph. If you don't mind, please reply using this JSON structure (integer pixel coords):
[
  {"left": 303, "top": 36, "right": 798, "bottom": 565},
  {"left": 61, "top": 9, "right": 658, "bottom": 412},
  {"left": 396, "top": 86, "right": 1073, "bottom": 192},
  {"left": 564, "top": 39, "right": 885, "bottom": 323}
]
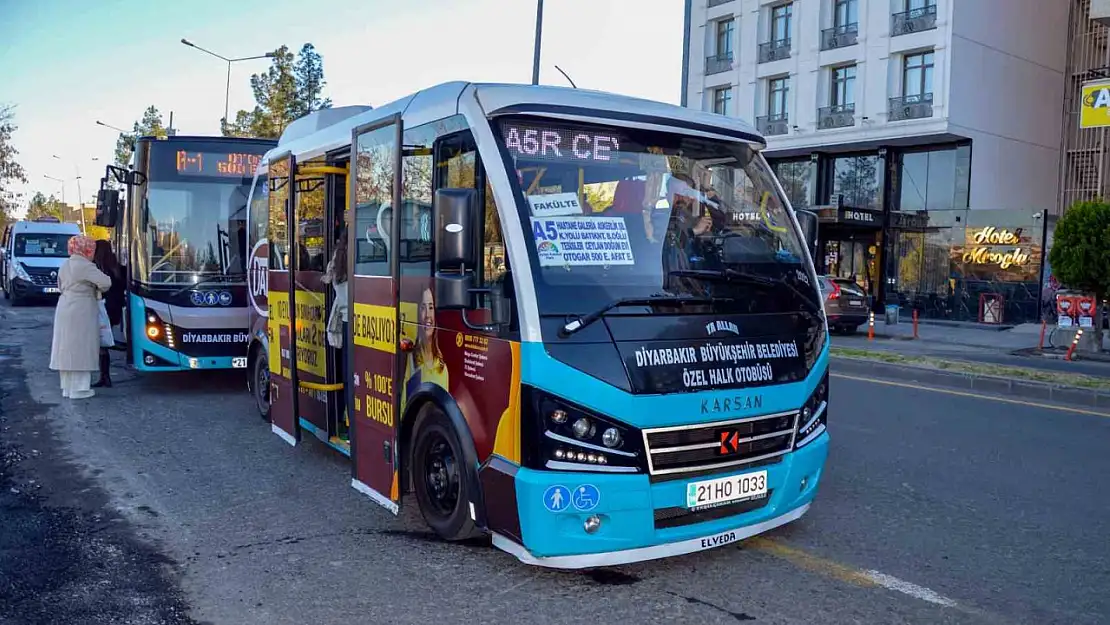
[{"left": 862, "top": 569, "right": 959, "bottom": 608}]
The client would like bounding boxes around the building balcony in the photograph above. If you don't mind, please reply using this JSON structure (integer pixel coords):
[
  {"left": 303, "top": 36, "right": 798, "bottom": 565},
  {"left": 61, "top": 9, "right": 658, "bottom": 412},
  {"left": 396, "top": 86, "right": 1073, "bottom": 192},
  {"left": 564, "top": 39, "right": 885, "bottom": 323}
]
[
  {"left": 818, "top": 104, "right": 856, "bottom": 129},
  {"left": 756, "top": 113, "right": 790, "bottom": 136},
  {"left": 705, "top": 53, "right": 734, "bottom": 76},
  {"left": 821, "top": 23, "right": 858, "bottom": 50},
  {"left": 888, "top": 93, "right": 934, "bottom": 121},
  {"left": 758, "top": 39, "right": 791, "bottom": 64},
  {"left": 707, "top": 0, "right": 732, "bottom": 7},
  {"left": 891, "top": 5, "right": 937, "bottom": 36}
]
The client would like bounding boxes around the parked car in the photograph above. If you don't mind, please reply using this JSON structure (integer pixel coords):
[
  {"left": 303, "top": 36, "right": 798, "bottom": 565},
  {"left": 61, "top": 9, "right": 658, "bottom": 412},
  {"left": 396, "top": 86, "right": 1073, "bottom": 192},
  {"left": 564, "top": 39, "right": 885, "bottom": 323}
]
[{"left": 819, "top": 276, "right": 869, "bottom": 334}]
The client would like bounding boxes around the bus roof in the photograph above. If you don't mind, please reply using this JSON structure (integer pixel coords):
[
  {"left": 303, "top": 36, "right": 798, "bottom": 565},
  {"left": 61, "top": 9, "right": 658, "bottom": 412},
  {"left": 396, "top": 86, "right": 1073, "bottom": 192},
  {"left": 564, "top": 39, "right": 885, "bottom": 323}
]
[
  {"left": 259, "top": 82, "right": 766, "bottom": 170},
  {"left": 136, "top": 134, "right": 278, "bottom": 145}
]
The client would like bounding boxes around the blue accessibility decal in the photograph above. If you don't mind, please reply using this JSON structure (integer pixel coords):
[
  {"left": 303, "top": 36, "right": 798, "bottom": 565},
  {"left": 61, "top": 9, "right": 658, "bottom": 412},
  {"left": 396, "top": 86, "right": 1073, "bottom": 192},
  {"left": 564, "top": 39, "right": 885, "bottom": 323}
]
[
  {"left": 543, "top": 485, "right": 571, "bottom": 513},
  {"left": 572, "top": 484, "right": 600, "bottom": 511}
]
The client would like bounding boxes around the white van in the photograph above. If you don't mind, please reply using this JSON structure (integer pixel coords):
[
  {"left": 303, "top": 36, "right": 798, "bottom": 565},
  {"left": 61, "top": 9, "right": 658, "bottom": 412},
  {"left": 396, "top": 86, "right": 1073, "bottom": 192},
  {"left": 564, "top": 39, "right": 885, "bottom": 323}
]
[{"left": 1, "top": 219, "right": 82, "bottom": 305}]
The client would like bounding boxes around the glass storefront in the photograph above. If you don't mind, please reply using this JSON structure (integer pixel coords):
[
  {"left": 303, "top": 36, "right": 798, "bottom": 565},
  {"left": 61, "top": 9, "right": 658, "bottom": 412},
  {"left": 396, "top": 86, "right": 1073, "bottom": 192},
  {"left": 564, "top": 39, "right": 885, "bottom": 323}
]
[
  {"left": 769, "top": 141, "right": 1049, "bottom": 324},
  {"left": 886, "top": 209, "right": 1048, "bottom": 324}
]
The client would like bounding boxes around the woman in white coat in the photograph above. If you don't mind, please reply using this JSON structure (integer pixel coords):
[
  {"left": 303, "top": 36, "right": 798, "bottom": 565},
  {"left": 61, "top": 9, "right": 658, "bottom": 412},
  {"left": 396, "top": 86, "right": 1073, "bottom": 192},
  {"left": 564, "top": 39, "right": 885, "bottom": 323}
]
[{"left": 49, "top": 234, "right": 112, "bottom": 399}]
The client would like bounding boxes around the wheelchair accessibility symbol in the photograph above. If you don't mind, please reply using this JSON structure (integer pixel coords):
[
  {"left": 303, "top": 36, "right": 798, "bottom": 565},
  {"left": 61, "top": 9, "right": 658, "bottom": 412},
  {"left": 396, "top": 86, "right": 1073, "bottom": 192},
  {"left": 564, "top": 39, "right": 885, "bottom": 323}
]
[{"left": 572, "top": 484, "right": 600, "bottom": 511}]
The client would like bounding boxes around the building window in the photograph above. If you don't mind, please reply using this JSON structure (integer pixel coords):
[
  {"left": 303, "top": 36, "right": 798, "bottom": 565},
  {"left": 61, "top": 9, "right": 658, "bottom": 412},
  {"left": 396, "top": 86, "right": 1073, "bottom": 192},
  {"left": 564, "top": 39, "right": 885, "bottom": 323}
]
[
  {"left": 713, "top": 86, "right": 733, "bottom": 115},
  {"left": 834, "top": 0, "right": 858, "bottom": 28},
  {"left": 716, "top": 18, "right": 735, "bottom": 57},
  {"left": 907, "top": 0, "right": 936, "bottom": 9},
  {"left": 768, "top": 77, "right": 789, "bottom": 117},
  {"left": 771, "top": 3, "right": 792, "bottom": 43},
  {"left": 830, "top": 154, "right": 883, "bottom": 212},
  {"left": 897, "top": 145, "right": 971, "bottom": 213},
  {"left": 831, "top": 65, "right": 856, "bottom": 107},
  {"left": 903, "top": 51, "right": 934, "bottom": 97},
  {"left": 770, "top": 159, "right": 813, "bottom": 209}
]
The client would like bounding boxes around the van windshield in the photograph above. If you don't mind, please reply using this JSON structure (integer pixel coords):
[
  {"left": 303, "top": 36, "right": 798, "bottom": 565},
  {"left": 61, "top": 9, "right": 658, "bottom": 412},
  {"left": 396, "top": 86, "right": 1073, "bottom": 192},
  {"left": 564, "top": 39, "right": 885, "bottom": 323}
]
[
  {"left": 493, "top": 116, "right": 816, "bottom": 317},
  {"left": 15, "top": 233, "right": 73, "bottom": 258}
]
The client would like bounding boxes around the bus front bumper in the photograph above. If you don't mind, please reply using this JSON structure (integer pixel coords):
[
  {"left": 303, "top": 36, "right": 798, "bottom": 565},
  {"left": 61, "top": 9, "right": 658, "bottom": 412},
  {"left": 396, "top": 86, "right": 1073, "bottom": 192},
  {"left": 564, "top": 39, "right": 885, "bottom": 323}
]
[{"left": 496, "top": 430, "right": 828, "bottom": 569}]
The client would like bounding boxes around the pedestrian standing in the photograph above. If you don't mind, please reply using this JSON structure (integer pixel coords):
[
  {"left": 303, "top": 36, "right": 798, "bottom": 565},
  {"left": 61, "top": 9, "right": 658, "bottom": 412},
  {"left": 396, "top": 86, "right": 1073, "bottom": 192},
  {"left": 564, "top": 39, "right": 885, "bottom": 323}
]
[
  {"left": 49, "top": 234, "right": 112, "bottom": 399},
  {"left": 92, "top": 240, "right": 125, "bottom": 388}
]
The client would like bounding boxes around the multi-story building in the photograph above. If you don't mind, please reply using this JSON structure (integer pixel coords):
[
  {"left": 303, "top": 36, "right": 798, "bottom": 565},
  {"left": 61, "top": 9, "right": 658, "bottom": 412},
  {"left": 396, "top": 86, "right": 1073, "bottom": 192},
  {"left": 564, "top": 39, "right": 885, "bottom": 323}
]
[{"left": 681, "top": 0, "right": 1071, "bottom": 324}]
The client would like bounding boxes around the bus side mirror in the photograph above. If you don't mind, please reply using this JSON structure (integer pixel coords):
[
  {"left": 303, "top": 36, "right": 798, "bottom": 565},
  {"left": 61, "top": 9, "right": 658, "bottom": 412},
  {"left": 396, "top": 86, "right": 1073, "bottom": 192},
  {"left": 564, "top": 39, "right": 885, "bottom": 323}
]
[
  {"left": 96, "top": 189, "right": 121, "bottom": 228},
  {"left": 795, "top": 209, "right": 819, "bottom": 260},
  {"left": 434, "top": 188, "right": 479, "bottom": 310}
]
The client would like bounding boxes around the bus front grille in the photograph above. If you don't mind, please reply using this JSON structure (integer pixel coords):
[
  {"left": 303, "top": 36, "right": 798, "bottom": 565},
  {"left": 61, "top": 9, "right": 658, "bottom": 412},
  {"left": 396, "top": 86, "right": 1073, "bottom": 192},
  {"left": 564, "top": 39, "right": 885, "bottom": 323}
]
[{"left": 642, "top": 411, "right": 798, "bottom": 479}]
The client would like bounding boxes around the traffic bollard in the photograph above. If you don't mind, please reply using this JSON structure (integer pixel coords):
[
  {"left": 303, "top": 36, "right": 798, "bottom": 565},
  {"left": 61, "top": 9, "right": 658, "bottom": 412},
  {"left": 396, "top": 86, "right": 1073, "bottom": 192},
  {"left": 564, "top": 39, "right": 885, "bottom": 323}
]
[
  {"left": 868, "top": 311, "right": 875, "bottom": 341},
  {"left": 1038, "top": 320, "right": 1046, "bottom": 350},
  {"left": 912, "top": 310, "right": 919, "bottom": 340},
  {"left": 1065, "top": 328, "right": 1084, "bottom": 361}
]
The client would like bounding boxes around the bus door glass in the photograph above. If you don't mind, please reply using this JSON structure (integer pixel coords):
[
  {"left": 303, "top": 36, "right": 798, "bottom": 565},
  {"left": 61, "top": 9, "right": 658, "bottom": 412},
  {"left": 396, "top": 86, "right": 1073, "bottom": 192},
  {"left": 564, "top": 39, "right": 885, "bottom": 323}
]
[
  {"left": 266, "top": 154, "right": 298, "bottom": 445},
  {"left": 292, "top": 159, "right": 331, "bottom": 441},
  {"left": 348, "top": 116, "right": 403, "bottom": 512}
]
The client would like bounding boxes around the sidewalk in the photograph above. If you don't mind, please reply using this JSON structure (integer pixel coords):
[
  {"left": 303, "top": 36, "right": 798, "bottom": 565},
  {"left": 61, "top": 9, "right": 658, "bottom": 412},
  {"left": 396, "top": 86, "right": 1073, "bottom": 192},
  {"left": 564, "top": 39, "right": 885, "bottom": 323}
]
[{"left": 833, "top": 318, "right": 1110, "bottom": 379}]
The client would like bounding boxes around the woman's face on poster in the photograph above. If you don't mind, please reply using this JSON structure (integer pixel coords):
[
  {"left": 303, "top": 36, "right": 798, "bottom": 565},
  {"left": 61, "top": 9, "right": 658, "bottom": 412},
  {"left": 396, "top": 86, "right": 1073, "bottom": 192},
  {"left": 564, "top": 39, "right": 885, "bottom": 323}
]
[{"left": 420, "top": 288, "right": 435, "bottom": 340}]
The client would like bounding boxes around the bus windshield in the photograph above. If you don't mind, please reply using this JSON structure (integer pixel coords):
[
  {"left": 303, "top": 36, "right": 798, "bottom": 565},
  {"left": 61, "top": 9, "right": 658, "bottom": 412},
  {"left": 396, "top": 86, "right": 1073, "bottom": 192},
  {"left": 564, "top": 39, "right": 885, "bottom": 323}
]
[
  {"left": 494, "top": 117, "right": 816, "bottom": 317},
  {"left": 134, "top": 180, "right": 252, "bottom": 284}
]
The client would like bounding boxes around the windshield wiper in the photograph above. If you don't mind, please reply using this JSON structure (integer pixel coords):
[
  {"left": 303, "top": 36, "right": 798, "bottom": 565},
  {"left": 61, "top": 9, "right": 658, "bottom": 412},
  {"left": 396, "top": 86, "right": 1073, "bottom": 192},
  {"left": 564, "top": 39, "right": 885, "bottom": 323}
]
[
  {"left": 170, "top": 274, "right": 242, "bottom": 297},
  {"left": 560, "top": 293, "right": 731, "bottom": 338},
  {"left": 667, "top": 268, "right": 821, "bottom": 315}
]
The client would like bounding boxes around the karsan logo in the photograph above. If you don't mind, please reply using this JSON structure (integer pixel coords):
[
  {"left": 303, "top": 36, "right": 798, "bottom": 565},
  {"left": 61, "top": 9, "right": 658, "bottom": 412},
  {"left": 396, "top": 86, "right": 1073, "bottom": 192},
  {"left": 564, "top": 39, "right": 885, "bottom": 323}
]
[{"left": 181, "top": 332, "right": 250, "bottom": 344}]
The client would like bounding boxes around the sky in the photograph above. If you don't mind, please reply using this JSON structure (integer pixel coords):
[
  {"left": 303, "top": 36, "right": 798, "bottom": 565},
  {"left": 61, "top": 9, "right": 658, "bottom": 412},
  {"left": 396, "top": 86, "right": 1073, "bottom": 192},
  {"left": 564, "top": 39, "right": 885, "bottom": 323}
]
[{"left": 0, "top": 0, "right": 685, "bottom": 217}]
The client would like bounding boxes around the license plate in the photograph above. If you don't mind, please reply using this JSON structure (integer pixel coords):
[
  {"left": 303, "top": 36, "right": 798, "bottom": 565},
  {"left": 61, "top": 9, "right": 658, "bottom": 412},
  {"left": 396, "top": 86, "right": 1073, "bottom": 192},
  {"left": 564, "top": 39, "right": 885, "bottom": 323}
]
[
  {"left": 848, "top": 300, "right": 863, "bottom": 307},
  {"left": 44, "top": 287, "right": 59, "bottom": 294},
  {"left": 231, "top": 357, "right": 247, "bottom": 369},
  {"left": 686, "top": 470, "right": 768, "bottom": 510}
]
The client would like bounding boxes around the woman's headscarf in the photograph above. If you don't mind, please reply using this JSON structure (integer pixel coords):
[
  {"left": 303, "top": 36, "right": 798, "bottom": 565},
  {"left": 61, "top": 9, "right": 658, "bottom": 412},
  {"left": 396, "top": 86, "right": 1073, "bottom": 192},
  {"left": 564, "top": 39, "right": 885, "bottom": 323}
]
[{"left": 67, "top": 234, "right": 96, "bottom": 259}]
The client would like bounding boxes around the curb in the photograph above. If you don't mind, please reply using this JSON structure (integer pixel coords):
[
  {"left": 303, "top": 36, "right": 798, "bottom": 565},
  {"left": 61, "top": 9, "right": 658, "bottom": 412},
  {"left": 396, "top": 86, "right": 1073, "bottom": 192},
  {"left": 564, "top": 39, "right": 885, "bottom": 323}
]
[{"left": 831, "top": 356, "right": 1110, "bottom": 411}]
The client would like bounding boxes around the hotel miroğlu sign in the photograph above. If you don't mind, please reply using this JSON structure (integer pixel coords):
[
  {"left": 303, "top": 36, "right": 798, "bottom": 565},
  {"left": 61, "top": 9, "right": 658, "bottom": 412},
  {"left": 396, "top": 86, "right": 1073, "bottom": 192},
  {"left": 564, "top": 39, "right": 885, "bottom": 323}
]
[
  {"left": 962, "top": 226, "right": 1031, "bottom": 270},
  {"left": 1081, "top": 80, "right": 1110, "bottom": 128}
]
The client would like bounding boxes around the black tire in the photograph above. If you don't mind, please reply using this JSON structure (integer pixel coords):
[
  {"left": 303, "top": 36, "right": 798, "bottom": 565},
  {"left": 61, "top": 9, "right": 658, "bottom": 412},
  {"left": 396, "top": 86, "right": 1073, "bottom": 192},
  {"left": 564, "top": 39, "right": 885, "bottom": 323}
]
[
  {"left": 2, "top": 280, "right": 9, "bottom": 300},
  {"left": 9, "top": 291, "right": 22, "bottom": 307},
  {"left": 411, "top": 405, "right": 480, "bottom": 541},
  {"left": 252, "top": 352, "right": 271, "bottom": 421}
]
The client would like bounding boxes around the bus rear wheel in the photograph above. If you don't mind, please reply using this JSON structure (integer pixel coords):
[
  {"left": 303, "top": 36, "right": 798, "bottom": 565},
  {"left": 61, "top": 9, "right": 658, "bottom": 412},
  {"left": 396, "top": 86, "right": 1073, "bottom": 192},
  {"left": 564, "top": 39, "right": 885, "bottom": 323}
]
[
  {"left": 253, "top": 354, "right": 270, "bottom": 421},
  {"left": 411, "top": 406, "right": 480, "bottom": 542}
]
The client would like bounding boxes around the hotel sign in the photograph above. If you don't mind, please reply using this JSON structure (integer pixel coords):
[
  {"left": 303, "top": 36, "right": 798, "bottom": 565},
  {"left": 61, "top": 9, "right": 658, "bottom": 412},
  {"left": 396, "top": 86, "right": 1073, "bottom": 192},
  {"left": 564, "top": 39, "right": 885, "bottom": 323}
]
[
  {"left": 962, "top": 226, "right": 1031, "bottom": 270},
  {"left": 1080, "top": 79, "right": 1110, "bottom": 128}
]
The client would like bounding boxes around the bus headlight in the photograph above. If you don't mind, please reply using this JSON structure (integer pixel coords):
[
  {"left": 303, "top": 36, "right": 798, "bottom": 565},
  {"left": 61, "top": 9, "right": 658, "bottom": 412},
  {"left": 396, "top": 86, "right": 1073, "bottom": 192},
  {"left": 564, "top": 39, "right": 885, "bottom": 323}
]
[
  {"left": 144, "top": 309, "right": 175, "bottom": 349},
  {"left": 522, "top": 387, "right": 644, "bottom": 474},
  {"left": 795, "top": 369, "right": 829, "bottom": 449}
]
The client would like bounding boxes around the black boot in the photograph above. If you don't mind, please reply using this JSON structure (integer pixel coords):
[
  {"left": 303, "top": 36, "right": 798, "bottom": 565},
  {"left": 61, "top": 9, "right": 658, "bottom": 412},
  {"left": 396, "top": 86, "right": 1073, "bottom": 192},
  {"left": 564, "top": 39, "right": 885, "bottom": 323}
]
[{"left": 92, "top": 350, "right": 112, "bottom": 388}]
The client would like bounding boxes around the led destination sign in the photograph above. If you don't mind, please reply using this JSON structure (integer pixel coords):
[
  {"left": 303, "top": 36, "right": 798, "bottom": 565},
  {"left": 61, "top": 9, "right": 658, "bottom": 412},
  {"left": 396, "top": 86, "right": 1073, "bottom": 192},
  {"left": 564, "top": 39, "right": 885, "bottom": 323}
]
[
  {"left": 175, "top": 150, "right": 263, "bottom": 178},
  {"left": 501, "top": 122, "right": 623, "bottom": 164}
]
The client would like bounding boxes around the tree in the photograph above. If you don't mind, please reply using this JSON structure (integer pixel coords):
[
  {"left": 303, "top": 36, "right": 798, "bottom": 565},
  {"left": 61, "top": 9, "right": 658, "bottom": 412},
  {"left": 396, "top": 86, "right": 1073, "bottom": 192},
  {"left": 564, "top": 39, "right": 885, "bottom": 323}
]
[
  {"left": 25, "top": 192, "right": 69, "bottom": 222},
  {"left": 1, "top": 104, "right": 28, "bottom": 232},
  {"left": 1049, "top": 200, "right": 1110, "bottom": 351},
  {"left": 115, "top": 106, "right": 169, "bottom": 169},
  {"left": 223, "top": 43, "right": 332, "bottom": 139}
]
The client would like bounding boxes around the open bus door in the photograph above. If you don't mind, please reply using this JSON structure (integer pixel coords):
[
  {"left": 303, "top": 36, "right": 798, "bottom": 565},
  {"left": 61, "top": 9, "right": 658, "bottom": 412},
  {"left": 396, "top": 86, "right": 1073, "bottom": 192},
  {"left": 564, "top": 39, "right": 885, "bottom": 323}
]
[
  {"left": 347, "top": 115, "right": 404, "bottom": 513},
  {"left": 266, "top": 153, "right": 299, "bottom": 446},
  {"left": 291, "top": 160, "right": 351, "bottom": 452}
]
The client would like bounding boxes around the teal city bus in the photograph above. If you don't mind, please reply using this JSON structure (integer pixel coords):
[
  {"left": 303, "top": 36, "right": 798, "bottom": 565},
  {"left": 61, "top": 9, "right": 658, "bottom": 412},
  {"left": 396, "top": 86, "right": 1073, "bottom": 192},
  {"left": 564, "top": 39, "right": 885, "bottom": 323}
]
[{"left": 246, "top": 82, "right": 829, "bottom": 568}]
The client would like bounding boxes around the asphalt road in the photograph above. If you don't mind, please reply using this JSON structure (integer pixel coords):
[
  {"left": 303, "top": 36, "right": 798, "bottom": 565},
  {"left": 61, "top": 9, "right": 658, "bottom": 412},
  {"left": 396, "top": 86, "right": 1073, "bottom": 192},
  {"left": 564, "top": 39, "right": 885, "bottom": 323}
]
[{"left": 2, "top": 299, "right": 1108, "bottom": 625}]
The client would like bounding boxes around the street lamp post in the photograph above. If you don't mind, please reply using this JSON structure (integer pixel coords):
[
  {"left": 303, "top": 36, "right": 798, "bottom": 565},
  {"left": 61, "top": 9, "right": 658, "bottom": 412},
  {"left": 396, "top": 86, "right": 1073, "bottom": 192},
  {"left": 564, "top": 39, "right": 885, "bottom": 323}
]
[
  {"left": 96, "top": 120, "right": 128, "bottom": 134},
  {"left": 532, "top": 0, "right": 544, "bottom": 85},
  {"left": 180, "top": 39, "right": 275, "bottom": 127},
  {"left": 43, "top": 175, "right": 65, "bottom": 211},
  {"left": 52, "top": 155, "right": 98, "bottom": 234}
]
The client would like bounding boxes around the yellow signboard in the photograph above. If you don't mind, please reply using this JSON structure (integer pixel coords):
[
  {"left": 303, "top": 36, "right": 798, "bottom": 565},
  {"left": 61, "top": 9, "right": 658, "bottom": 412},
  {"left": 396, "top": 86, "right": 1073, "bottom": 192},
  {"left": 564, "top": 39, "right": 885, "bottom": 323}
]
[
  {"left": 267, "top": 289, "right": 327, "bottom": 378},
  {"left": 1080, "top": 80, "right": 1110, "bottom": 128},
  {"left": 352, "top": 303, "right": 397, "bottom": 353}
]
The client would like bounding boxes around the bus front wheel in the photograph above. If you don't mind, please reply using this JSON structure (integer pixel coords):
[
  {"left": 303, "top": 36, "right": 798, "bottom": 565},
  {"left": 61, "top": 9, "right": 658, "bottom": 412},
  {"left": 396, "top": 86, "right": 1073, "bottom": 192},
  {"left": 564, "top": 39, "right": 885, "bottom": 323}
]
[
  {"left": 411, "top": 405, "right": 480, "bottom": 542},
  {"left": 252, "top": 353, "right": 270, "bottom": 421}
]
